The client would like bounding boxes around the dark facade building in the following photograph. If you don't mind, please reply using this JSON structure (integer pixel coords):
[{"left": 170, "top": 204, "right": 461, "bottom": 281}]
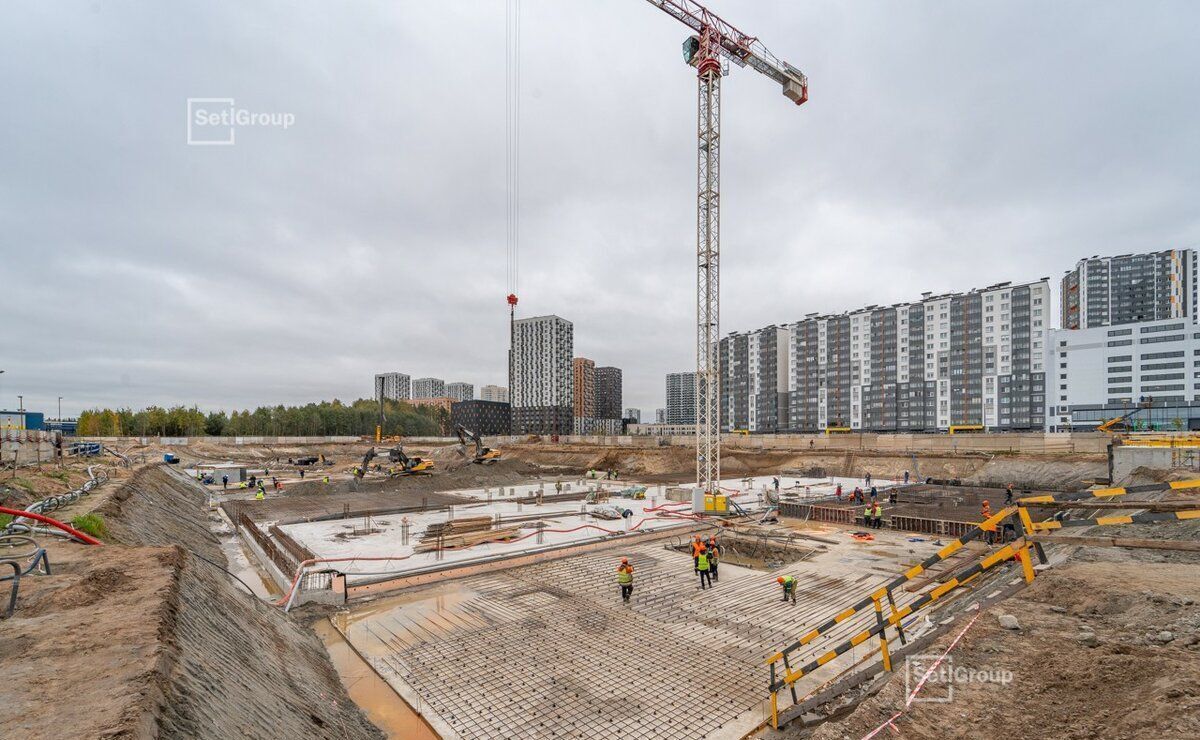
[
  {"left": 594, "top": 366, "right": 623, "bottom": 420},
  {"left": 451, "top": 400, "right": 511, "bottom": 436}
]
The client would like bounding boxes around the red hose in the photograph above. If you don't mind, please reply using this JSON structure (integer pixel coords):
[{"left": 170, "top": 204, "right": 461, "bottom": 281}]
[{"left": 0, "top": 505, "right": 103, "bottom": 545}]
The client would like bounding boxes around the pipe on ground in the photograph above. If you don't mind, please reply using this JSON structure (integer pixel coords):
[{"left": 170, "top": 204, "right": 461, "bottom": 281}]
[{"left": 0, "top": 506, "right": 102, "bottom": 546}]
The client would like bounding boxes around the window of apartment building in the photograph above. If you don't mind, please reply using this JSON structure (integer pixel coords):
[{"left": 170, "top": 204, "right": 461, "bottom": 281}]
[
  {"left": 1107, "top": 339, "right": 1133, "bottom": 347},
  {"left": 1140, "top": 322, "right": 1185, "bottom": 334},
  {"left": 1034, "top": 298, "right": 1043, "bottom": 305},
  {"left": 1108, "top": 376, "right": 1133, "bottom": 383},
  {"left": 1108, "top": 365, "right": 1132, "bottom": 373},
  {"left": 1060, "top": 395, "right": 1067, "bottom": 401},
  {"left": 1143, "top": 351, "right": 1185, "bottom": 360},
  {"left": 1108, "top": 387, "right": 1133, "bottom": 394},
  {"left": 1060, "top": 384, "right": 1067, "bottom": 390},
  {"left": 985, "top": 316, "right": 993, "bottom": 323},
  {"left": 1143, "top": 373, "right": 1186, "bottom": 381},
  {"left": 1144, "top": 384, "right": 1185, "bottom": 392},
  {"left": 1107, "top": 355, "right": 1132, "bottom": 362},
  {"left": 1059, "top": 362, "right": 1067, "bottom": 368},
  {"left": 1139, "top": 334, "right": 1186, "bottom": 344},
  {"left": 1107, "top": 328, "right": 1133, "bottom": 337},
  {"left": 1142, "top": 362, "right": 1185, "bottom": 370}
]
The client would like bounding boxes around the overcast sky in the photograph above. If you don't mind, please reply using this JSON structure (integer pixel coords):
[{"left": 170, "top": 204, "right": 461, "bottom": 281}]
[{"left": 2, "top": 1, "right": 1198, "bottom": 417}]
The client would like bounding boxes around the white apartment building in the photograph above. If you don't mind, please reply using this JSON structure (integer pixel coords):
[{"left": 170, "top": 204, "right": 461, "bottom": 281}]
[
  {"left": 411, "top": 377, "right": 446, "bottom": 399},
  {"left": 480, "top": 385, "right": 509, "bottom": 403},
  {"left": 786, "top": 279, "right": 1051, "bottom": 432},
  {"left": 446, "top": 382, "right": 474, "bottom": 402},
  {"left": 374, "top": 372, "right": 410, "bottom": 401},
  {"left": 511, "top": 315, "right": 574, "bottom": 434}
]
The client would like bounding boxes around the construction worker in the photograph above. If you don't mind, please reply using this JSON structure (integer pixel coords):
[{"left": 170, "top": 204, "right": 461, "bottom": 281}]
[
  {"left": 706, "top": 537, "right": 720, "bottom": 583},
  {"left": 889, "top": 488, "right": 898, "bottom": 505},
  {"left": 870, "top": 485, "right": 878, "bottom": 501},
  {"left": 872, "top": 502, "right": 883, "bottom": 529},
  {"left": 864, "top": 472, "right": 872, "bottom": 487},
  {"left": 555, "top": 480, "right": 563, "bottom": 495},
  {"left": 864, "top": 503, "right": 873, "bottom": 528},
  {"left": 903, "top": 470, "right": 910, "bottom": 484},
  {"left": 835, "top": 483, "right": 842, "bottom": 501},
  {"left": 299, "top": 468, "right": 305, "bottom": 479},
  {"left": 1005, "top": 483, "right": 1015, "bottom": 506},
  {"left": 255, "top": 488, "right": 264, "bottom": 501},
  {"left": 778, "top": 575, "right": 797, "bottom": 604},
  {"left": 691, "top": 535, "right": 704, "bottom": 573},
  {"left": 981, "top": 500, "right": 994, "bottom": 545},
  {"left": 616, "top": 558, "right": 634, "bottom": 603},
  {"left": 221, "top": 474, "right": 228, "bottom": 490},
  {"left": 696, "top": 545, "right": 712, "bottom": 590}
]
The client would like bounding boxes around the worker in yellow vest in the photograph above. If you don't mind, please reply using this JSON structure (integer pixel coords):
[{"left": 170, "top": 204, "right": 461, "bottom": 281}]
[
  {"left": 255, "top": 489, "right": 264, "bottom": 501},
  {"left": 616, "top": 558, "right": 634, "bottom": 603},
  {"left": 872, "top": 503, "right": 883, "bottom": 529},
  {"left": 696, "top": 546, "right": 712, "bottom": 590},
  {"left": 777, "top": 575, "right": 797, "bottom": 604}
]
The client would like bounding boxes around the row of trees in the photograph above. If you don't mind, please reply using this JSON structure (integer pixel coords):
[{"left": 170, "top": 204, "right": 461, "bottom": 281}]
[{"left": 75, "top": 398, "right": 447, "bottom": 437}]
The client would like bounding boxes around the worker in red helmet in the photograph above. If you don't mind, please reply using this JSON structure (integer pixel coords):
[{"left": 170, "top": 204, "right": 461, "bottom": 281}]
[
  {"left": 777, "top": 575, "right": 797, "bottom": 604},
  {"left": 616, "top": 558, "right": 634, "bottom": 604}
]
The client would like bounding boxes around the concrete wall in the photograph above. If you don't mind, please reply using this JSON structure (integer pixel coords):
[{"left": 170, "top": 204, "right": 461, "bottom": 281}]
[
  {"left": 488, "top": 432, "right": 1109, "bottom": 455},
  {"left": 74, "top": 435, "right": 363, "bottom": 445},
  {"left": 1111, "top": 444, "right": 1200, "bottom": 482}
]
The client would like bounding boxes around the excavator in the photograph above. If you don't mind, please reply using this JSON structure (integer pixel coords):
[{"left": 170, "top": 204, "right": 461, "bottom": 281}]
[
  {"left": 387, "top": 445, "right": 434, "bottom": 476},
  {"left": 455, "top": 425, "right": 501, "bottom": 465}
]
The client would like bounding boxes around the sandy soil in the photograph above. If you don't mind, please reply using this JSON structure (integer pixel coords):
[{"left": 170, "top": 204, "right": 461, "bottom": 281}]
[
  {"left": 807, "top": 555, "right": 1200, "bottom": 739},
  {"left": 0, "top": 465, "right": 383, "bottom": 739}
]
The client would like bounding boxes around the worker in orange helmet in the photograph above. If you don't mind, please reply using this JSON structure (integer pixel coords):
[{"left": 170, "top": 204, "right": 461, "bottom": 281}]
[
  {"left": 696, "top": 545, "right": 712, "bottom": 590},
  {"left": 981, "top": 500, "right": 995, "bottom": 545},
  {"left": 777, "top": 575, "right": 797, "bottom": 604},
  {"left": 691, "top": 534, "right": 704, "bottom": 574},
  {"left": 616, "top": 558, "right": 634, "bottom": 604}
]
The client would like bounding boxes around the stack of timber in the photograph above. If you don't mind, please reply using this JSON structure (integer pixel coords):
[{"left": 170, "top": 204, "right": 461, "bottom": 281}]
[{"left": 416, "top": 515, "right": 522, "bottom": 552}]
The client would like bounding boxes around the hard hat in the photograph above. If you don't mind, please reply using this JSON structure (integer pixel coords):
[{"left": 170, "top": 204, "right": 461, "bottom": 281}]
[
  {"left": 621, "top": 558, "right": 628, "bottom": 564},
  {"left": 698, "top": 545, "right": 707, "bottom": 551},
  {"left": 777, "top": 576, "right": 785, "bottom": 584},
  {"left": 983, "top": 499, "right": 989, "bottom": 505}
]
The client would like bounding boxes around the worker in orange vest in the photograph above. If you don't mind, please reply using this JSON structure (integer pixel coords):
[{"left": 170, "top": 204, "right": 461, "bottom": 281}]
[
  {"left": 981, "top": 500, "right": 995, "bottom": 545},
  {"left": 691, "top": 535, "right": 704, "bottom": 574}
]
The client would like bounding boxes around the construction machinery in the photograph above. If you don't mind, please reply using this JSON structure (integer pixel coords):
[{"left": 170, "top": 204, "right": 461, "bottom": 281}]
[
  {"left": 385, "top": 446, "right": 434, "bottom": 476},
  {"left": 354, "top": 447, "right": 377, "bottom": 479},
  {"left": 643, "top": 1, "right": 807, "bottom": 499},
  {"left": 1097, "top": 396, "right": 1155, "bottom": 433},
  {"left": 455, "top": 425, "right": 501, "bottom": 465}
]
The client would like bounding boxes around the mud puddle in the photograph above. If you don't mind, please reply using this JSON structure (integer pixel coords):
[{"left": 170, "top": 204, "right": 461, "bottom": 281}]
[{"left": 314, "top": 619, "right": 440, "bottom": 739}]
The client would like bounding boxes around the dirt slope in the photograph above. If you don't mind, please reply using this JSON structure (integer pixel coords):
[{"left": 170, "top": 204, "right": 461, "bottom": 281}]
[{"left": 0, "top": 466, "right": 383, "bottom": 739}]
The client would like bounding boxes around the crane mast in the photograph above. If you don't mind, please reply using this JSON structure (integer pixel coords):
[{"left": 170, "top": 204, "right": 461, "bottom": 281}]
[{"left": 645, "top": 0, "right": 807, "bottom": 496}]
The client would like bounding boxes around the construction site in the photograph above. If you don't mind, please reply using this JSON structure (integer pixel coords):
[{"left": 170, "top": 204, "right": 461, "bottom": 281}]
[
  {"left": 2, "top": 429, "right": 1200, "bottom": 739},
  {"left": 6, "top": 0, "right": 1200, "bottom": 738}
]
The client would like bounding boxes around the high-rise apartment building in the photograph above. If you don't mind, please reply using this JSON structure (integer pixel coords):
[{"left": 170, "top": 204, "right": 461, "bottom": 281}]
[
  {"left": 775, "top": 279, "right": 1052, "bottom": 432},
  {"left": 446, "top": 382, "right": 474, "bottom": 402},
  {"left": 480, "top": 384, "right": 509, "bottom": 403},
  {"left": 510, "top": 315, "right": 574, "bottom": 434},
  {"left": 624, "top": 408, "right": 641, "bottom": 423},
  {"left": 572, "top": 358, "right": 596, "bottom": 419},
  {"left": 374, "top": 372, "right": 410, "bottom": 402},
  {"left": 1061, "top": 249, "right": 1196, "bottom": 330},
  {"left": 666, "top": 372, "right": 697, "bottom": 425},
  {"left": 719, "top": 326, "right": 789, "bottom": 432},
  {"left": 595, "top": 367, "right": 623, "bottom": 419},
  {"left": 411, "top": 377, "right": 446, "bottom": 399},
  {"left": 655, "top": 408, "right": 666, "bottom": 424}
]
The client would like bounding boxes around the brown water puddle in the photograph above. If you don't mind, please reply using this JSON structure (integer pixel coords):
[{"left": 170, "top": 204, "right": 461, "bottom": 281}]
[{"left": 314, "top": 619, "right": 440, "bottom": 739}]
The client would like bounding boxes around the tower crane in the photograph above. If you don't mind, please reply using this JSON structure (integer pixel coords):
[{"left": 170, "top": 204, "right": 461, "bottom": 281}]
[{"left": 643, "top": 0, "right": 807, "bottom": 496}]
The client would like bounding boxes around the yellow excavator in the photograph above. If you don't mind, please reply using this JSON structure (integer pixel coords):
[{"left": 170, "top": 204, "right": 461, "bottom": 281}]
[
  {"left": 455, "top": 425, "right": 501, "bottom": 464},
  {"left": 387, "top": 445, "right": 434, "bottom": 476}
]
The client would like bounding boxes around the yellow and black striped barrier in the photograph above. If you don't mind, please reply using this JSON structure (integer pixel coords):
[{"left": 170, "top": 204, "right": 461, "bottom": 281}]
[
  {"left": 767, "top": 537, "right": 1031, "bottom": 724},
  {"left": 766, "top": 506, "right": 1019, "bottom": 664},
  {"left": 1019, "top": 479, "right": 1200, "bottom": 505}
]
